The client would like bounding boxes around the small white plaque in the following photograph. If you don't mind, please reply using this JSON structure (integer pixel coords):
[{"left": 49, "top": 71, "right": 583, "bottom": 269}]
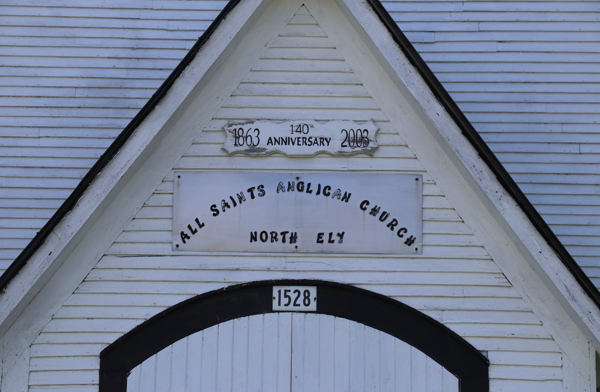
[
  {"left": 222, "top": 120, "right": 379, "bottom": 156},
  {"left": 273, "top": 286, "right": 317, "bottom": 312}
]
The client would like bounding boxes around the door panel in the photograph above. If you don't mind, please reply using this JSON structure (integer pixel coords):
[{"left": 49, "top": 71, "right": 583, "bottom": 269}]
[
  {"left": 127, "top": 313, "right": 458, "bottom": 392},
  {"left": 127, "top": 313, "right": 292, "bottom": 392},
  {"left": 290, "top": 314, "right": 458, "bottom": 392}
]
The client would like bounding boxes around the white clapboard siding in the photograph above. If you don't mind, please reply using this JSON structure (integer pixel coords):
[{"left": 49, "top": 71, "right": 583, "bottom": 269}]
[
  {"left": 0, "top": 0, "right": 598, "bottom": 296},
  {"left": 30, "top": 7, "right": 563, "bottom": 392},
  {"left": 378, "top": 0, "right": 600, "bottom": 288},
  {"left": 126, "top": 313, "right": 458, "bottom": 392},
  {"left": 0, "top": 0, "right": 225, "bottom": 273}
]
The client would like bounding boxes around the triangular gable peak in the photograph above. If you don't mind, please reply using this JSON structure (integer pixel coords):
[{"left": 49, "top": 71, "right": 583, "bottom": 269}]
[{"left": 1, "top": 0, "right": 599, "bottom": 388}]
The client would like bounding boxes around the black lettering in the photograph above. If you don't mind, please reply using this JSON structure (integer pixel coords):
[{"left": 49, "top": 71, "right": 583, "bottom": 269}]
[
  {"left": 290, "top": 232, "right": 298, "bottom": 244},
  {"left": 331, "top": 189, "right": 342, "bottom": 200},
  {"left": 187, "top": 224, "right": 198, "bottom": 235},
  {"left": 281, "top": 231, "right": 289, "bottom": 243},
  {"left": 306, "top": 182, "right": 313, "bottom": 194},
  {"left": 397, "top": 227, "right": 407, "bottom": 238},
  {"left": 328, "top": 232, "right": 335, "bottom": 244},
  {"left": 258, "top": 185, "right": 266, "bottom": 197},
  {"left": 210, "top": 204, "right": 220, "bottom": 217},
  {"left": 290, "top": 137, "right": 296, "bottom": 146},
  {"left": 316, "top": 233, "right": 324, "bottom": 244},
  {"left": 341, "top": 192, "right": 352, "bottom": 203},
  {"left": 250, "top": 231, "right": 258, "bottom": 242},
  {"left": 319, "top": 137, "right": 325, "bottom": 146},
  {"left": 277, "top": 181, "right": 286, "bottom": 193},
  {"left": 369, "top": 205, "right": 380, "bottom": 216},
  {"left": 297, "top": 181, "right": 305, "bottom": 192},
  {"left": 325, "top": 138, "right": 331, "bottom": 146},
  {"left": 323, "top": 186, "right": 331, "bottom": 197},
  {"left": 221, "top": 199, "right": 231, "bottom": 212},
  {"left": 316, "top": 184, "right": 321, "bottom": 195},
  {"left": 260, "top": 231, "right": 268, "bottom": 242},
  {"left": 387, "top": 218, "right": 398, "bottom": 231},
  {"left": 404, "top": 236, "right": 416, "bottom": 246},
  {"left": 247, "top": 186, "right": 256, "bottom": 199},
  {"left": 360, "top": 200, "right": 369, "bottom": 211},
  {"left": 270, "top": 231, "right": 278, "bottom": 243},
  {"left": 195, "top": 218, "right": 205, "bottom": 230},
  {"left": 337, "top": 232, "right": 345, "bottom": 244},
  {"left": 236, "top": 192, "right": 246, "bottom": 204},
  {"left": 274, "top": 137, "right": 281, "bottom": 146},
  {"left": 267, "top": 137, "right": 273, "bottom": 146},
  {"left": 302, "top": 137, "right": 307, "bottom": 146},
  {"left": 229, "top": 196, "right": 237, "bottom": 207},
  {"left": 287, "top": 181, "right": 295, "bottom": 192},
  {"left": 379, "top": 211, "right": 390, "bottom": 222},
  {"left": 180, "top": 231, "right": 190, "bottom": 244}
]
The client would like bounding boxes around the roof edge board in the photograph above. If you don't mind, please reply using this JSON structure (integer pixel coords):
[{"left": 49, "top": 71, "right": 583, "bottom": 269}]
[{"left": 364, "top": 0, "right": 600, "bottom": 311}]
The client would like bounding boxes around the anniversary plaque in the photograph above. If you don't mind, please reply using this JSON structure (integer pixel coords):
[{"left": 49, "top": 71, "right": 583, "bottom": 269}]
[
  {"left": 173, "top": 171, "right": 422, "bottom": 254},
  {"left": 222, "top": 120, "right": 379, "bottom": 156}
]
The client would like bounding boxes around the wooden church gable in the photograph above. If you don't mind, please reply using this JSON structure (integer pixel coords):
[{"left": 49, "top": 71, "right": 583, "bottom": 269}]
[{"left": 1, "top": 0, "right": 600, "bottom": 390}]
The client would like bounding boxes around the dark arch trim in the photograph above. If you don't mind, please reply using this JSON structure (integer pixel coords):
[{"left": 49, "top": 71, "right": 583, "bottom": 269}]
[{"left": 100, "top": 280, "right": 489, "bottom": 391}]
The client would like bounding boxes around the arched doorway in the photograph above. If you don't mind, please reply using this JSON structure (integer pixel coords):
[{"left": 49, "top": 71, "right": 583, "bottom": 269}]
[{"left": 100, "top": 280, "right": 488, "bottom": 391}]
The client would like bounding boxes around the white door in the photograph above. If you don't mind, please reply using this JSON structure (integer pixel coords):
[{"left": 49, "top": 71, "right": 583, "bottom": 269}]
[{"left": 127, "top": 313, "right": 459, "bottom": 392}]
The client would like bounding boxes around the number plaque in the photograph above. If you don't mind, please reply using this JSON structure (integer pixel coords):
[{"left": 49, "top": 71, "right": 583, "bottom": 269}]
[
  {"left": 222, "top": 120, "right": 379, "bottom": 157},
  {"left": 272, "top": 286, "right": 317, "bottom": 311}
]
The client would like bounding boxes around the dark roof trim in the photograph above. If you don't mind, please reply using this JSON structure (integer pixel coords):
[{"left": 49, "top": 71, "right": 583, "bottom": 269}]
[
  {"left": 365, "top": 0, "right": 600, "bottom": 309},
  {"left": 2, "top": 0, "right": 599, "bottom": 312},
  {"left": 0, "top": 0, "right": 242, "bottom": 291}
]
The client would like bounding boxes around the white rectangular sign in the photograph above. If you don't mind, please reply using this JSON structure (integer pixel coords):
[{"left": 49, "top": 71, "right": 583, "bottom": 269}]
[
  {"left": 173, "top": 171, "right": 422, "bottom": 254},
  {"left": 272, "top": 286, "right": 317, "bottom": 312},
  {"left": 222, "top": 120, "right": 379, "bottom": 157}
]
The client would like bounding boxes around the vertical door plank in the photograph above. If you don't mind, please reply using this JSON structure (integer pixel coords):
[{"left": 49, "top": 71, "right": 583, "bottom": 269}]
[
  {"left": 302, "top": 313, "right": 320, "bottom": 392},
  {"left": 232, "top": 317, "right": 249, "bottom": 392},
  {"left": 395, "top": 338, "right": 411, "bottom": 392},
  {"left": 379, "top": 332, "right": 395, "bottom": 392},
  {"left": 364, "top": 327, "right": 380, "bottom": 392},
  {"left": 277, "top": 313, "right": 293, "bottom": 392},
  {"left": 410, "top": 347, "right": 427, "bottom": 391},
  {"left": 262, "top": 313, "right": 279, "bottom": 391},
  {"left": 291, "top": 313, "right": 306, "bottom": 392},
  {"left": 333, "top": 317, "right": 350, "bottom": 392},
  {"left": 217, "top": 319, "right": 234, "bottom": 392},
  {"left": 185, "top": 333, "right": 201, "bottom": 390},
  {"left": 170, "top": 338, "right": 188, "bottom": 391},
  {"left": 247, "top": 315, "right": 264, "bottom": 392},
  {"left": 155, "top": 344, "right": 173, "bottom": 391},
  {"left": 426, "top": 357, "right": 443, "bottom": 392},
  {"left": 200, "top": 325, "right": 218, "bottom": 392},
  {"left": 139, "top": 352, "right": 156, "bottom": 392},
  {"left": 349, "top": 321, "right": 365, "bottom": 392},
  {"left": 318, "top": 314, "right": 335, "bottom": 392}
]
